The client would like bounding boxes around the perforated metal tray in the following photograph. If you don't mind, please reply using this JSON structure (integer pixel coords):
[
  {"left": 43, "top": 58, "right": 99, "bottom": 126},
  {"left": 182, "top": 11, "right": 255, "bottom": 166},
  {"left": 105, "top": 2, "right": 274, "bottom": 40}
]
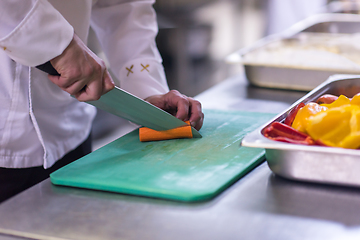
[{"left": 241, "top": 74, "right": 360, "bottom": 187}]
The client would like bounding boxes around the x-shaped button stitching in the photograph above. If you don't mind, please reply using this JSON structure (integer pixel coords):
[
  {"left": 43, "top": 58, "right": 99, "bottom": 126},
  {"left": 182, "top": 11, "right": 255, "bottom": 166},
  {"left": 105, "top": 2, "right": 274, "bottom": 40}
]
[
  {"left": 141, "top": 64, "right": 149, "bottom": 72},
  {"left": 126, "top": 65, "right": 134, "bottom": 76}
]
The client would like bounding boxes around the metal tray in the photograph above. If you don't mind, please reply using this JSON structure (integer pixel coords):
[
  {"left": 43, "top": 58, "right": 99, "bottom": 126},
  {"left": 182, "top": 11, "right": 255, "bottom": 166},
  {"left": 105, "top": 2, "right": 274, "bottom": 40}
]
[
  {"left": 241, "top": 74, "right": 360, "bottom": 187},
  {"left": 226, "top": 13, "right": 360, "bottom": 91}
]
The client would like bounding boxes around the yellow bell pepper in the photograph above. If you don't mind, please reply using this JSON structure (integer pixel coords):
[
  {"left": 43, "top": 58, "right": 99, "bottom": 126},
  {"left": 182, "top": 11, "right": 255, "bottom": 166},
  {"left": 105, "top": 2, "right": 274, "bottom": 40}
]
[
  {"left": 351, "top": 93, "right": 360, "bottom": 106},
  {"left": 320, "top": 94, "right": 350, "bottom": 109},
  {"left": 291, "top": 102, "right": 327, "bottom": 133},
  {"left": 288, "top": 94, "right": 360, "bottom": 149},
  {"left": 306, "top": 104, "right": 360, "bottom": 149}
]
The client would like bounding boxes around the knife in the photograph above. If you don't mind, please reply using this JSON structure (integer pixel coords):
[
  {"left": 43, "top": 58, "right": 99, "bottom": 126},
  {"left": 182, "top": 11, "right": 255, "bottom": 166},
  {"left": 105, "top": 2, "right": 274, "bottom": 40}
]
[
  {"left": 87, "top": 86, "right": 202, "bottom": 138},
  {"left": 36, "top": 62, "right": 202, "bottom": 138}
]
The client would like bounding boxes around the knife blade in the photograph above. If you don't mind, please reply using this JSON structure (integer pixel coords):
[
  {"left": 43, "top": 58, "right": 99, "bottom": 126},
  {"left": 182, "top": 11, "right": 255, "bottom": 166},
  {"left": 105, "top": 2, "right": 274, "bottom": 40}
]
[
  {"left": 87, "top": 86, "right": 202, "bottom": 138},
  {"left": 36, "top": 62, "right": 202, "bottom": 138}
]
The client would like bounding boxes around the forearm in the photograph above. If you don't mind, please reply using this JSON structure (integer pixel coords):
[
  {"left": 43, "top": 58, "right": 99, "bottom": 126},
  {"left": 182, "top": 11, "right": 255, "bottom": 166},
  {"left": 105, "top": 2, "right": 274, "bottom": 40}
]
[
  {"left": 0, "top": 0, "right": 35, "bottom": 39},
  {"left": 0, "top": 0, "right": 73, "bottom": 67}
]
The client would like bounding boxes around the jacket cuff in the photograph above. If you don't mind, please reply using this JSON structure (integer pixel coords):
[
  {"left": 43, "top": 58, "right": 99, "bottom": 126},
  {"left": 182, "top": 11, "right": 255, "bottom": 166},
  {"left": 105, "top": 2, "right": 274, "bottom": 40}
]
[
  {"left": 117, "top": 58, "right": 170, "bottom": 99},
  {"left": 0, "top": 0, "right": 74, "bottom": 67}
]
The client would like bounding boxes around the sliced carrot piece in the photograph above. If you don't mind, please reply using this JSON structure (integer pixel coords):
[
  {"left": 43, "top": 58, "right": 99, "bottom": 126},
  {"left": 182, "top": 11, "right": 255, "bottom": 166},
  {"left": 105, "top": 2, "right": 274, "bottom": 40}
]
[{"left": 139, "top": 121, "right": 193, "bottom": 142}]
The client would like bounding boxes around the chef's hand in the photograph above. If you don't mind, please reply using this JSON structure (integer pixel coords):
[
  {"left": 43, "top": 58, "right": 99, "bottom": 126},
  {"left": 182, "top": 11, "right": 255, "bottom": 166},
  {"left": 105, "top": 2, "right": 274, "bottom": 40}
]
[
  {"left": 145, "top": 90, "right": 204, "bottom": 130},
  {"left": 48, "top": 34, "right": 115, "bottom": 101}
]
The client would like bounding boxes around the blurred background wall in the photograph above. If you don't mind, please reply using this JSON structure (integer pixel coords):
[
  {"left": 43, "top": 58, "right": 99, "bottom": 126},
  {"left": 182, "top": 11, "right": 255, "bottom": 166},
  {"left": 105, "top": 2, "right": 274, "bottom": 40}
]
[
  {"left": 154, "top": 0, "right": 265, "bottom": 97},
  {"left": 153, "top": 0, "right": 332, "bottom": 97}
]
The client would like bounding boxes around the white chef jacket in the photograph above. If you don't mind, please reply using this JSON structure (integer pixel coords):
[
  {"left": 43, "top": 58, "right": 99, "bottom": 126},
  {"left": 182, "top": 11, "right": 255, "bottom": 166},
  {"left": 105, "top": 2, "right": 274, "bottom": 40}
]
[{"left": 0, "top": 0, "right": 169, "bottom": 169}]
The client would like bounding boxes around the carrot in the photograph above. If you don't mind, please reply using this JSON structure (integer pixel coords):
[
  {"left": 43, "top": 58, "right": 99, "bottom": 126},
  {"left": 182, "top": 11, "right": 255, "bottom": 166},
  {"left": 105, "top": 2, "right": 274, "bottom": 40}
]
[{"left": 139, "top": 121, "right": 193, "bottom": 142}]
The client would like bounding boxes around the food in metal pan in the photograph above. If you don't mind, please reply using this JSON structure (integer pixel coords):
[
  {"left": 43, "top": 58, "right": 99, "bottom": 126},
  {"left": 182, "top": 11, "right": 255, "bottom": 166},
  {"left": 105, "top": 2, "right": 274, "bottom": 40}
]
[
  {"left": 263, "top": 93, "right": 360, "bottom": 149},
  {"left": 242, "top": 33, "right": 360, "bottom": 73}
]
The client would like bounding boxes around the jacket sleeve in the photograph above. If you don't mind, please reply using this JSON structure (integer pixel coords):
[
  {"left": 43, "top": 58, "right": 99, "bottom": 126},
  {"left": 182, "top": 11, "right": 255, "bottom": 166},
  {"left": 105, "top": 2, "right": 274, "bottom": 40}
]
[
  {"left": 0, "top": 0, "right": 74, "bottom": 67},
  {"left": 90, "top": 0, "right": 169, "bottom": 99}
]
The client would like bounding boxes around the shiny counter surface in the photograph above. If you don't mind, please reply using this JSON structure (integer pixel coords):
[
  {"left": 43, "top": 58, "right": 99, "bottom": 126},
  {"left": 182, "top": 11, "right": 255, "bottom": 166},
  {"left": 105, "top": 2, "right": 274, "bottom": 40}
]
[{"left": 1, "top": 74, "right": 360, "bottom": 240}]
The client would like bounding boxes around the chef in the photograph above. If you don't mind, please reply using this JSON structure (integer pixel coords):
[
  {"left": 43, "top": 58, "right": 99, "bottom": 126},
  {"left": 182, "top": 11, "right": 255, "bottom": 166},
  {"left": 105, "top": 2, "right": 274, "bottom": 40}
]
[{"left": 0, "top": 0, "right": 204, "bottom": 202}]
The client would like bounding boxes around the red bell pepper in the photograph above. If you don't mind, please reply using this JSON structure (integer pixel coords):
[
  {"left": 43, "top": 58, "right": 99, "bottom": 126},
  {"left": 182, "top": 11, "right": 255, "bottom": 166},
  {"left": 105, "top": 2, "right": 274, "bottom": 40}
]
[
  {"left": 263, "top": 121, "right": 325, "bottom": 146},
  {"left": 316, "top": 94, "right": 338, "bottom": 105},
  {"left": 284, "top": 102, "right": 305, "bottom": 126}
]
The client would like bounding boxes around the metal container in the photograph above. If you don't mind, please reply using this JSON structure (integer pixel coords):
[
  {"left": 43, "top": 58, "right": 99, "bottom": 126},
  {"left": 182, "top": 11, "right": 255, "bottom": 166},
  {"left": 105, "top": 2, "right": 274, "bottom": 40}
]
[
  {"left": 241, "top": 74, "right": 360, "bottom": 187},
  {"left": 226, "top": 13, "right": 360, "bottom": 91}
]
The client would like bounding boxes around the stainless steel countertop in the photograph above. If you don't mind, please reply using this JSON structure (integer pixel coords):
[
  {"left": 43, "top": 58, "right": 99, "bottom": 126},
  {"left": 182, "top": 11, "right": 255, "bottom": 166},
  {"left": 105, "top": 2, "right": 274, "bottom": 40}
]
[{"left": 1, "top": 73, "right": 360, "bottom": 240}]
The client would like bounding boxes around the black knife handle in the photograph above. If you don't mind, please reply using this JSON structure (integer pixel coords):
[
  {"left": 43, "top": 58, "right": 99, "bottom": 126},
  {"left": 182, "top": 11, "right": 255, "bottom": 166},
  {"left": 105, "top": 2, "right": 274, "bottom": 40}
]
[{"left": 36, "top": 61, "right": 60, "bottom": 76}]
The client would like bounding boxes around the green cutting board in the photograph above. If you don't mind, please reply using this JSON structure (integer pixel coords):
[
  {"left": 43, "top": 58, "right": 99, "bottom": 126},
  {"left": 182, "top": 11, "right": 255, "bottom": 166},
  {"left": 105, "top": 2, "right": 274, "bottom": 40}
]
[{"left": 50, "top": 110, "right": 274, "bottom": 202}]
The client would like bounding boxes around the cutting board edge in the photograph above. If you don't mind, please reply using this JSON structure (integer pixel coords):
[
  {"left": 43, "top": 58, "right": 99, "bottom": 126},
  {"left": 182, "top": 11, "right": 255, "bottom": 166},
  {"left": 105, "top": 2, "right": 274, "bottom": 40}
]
[{"left": 50, "top": 151, "right": 266, "bottom": 202}]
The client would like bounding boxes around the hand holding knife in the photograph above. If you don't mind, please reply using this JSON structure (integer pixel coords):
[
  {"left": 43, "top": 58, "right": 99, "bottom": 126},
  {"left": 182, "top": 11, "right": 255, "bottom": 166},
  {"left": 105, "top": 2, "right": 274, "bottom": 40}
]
[{"left": 36, "top": 53, "right": 203, "bottom": 136}]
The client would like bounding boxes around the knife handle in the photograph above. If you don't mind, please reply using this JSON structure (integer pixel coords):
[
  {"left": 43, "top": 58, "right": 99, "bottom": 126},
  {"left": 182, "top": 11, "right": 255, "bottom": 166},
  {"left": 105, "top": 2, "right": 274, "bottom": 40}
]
[
  {"left": 36, "top": 61, "right": 60, "bottom": 76},
  {"left": 36, "top": 61, "right": 89, "bottom": 94}
]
